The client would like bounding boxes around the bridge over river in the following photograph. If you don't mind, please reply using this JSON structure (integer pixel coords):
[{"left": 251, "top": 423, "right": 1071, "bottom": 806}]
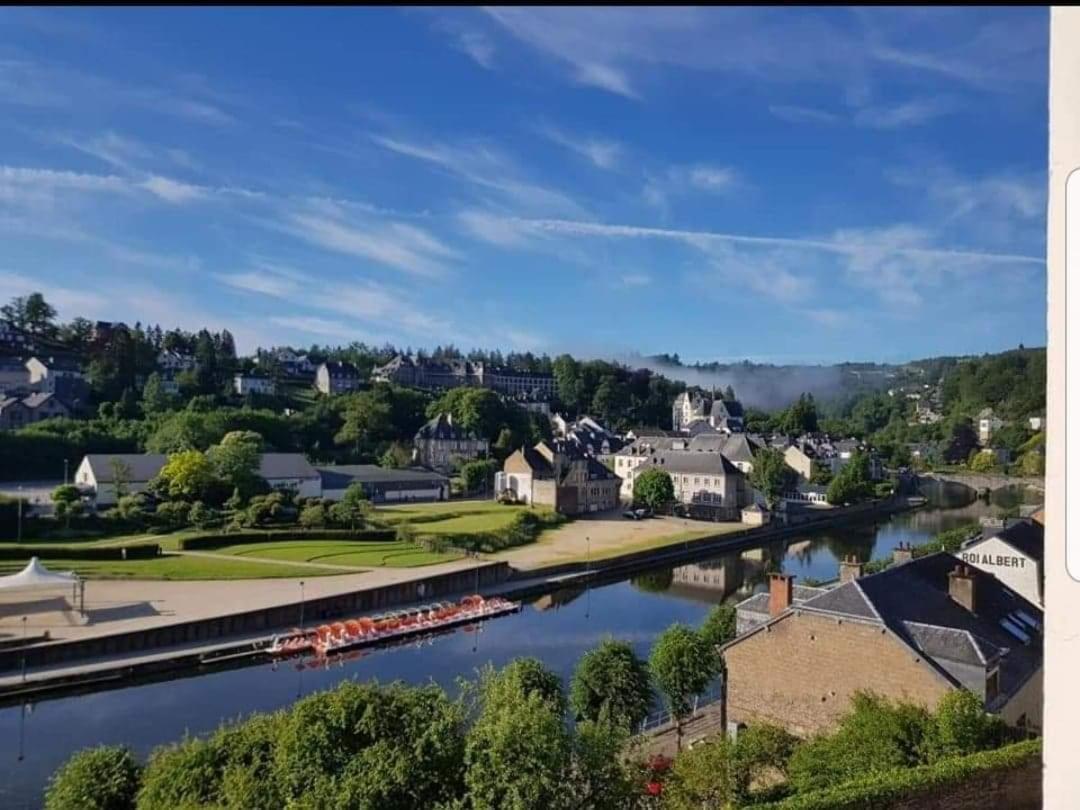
[{"left": 917, "top": 472, "right": 1045, "bottom": 495}]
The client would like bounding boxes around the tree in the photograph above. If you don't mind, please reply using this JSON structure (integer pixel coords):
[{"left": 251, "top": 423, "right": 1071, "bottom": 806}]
[
  {"left": 299, "top": 501, "right": 329, "bottom": 529},
  {"left": 330, "top": 483, "right": 371, "bottom": 530},
  {"left": 648, "top": 624, "right": 718, "bottom": 751},
  {"left": 461, "top": 459, "right": 499, "bottom": 496},
  {"left": 633, "top": 468, "right": 675, "bottom": 511},
  {"left": 141, "top": 373, "right": 172, "bottom": 414},
  {"left": 2, "top": 291, "right": 57, "bottom": 336},
  {"left": 207, "top": 431, "right": 263, "bottom": 498},
  {"left": 923, "top": 689, "right": 1006, "bottom": 760},
  {"left": 378, "top": 441, "right": 412, "bottom": 468},
  {"left": 826, "top": 451, "right": 874, "bottom": 506},
  {"left": 569, "top": 639, "right": 652, "bottom": 731},
  {"left": 779, "top": 393, "right": 819, "bottom": 435},
  {"left": 44, "top": 745, "right": 142, "bottom": 810},
  {"left": 749, "top": 447, "right": 796, "bottom": 510},
  {"left": 51, "top": 483, "right": 82, "bottom": 528},
  {"left": 699, "top": 603, "right": 737, "bottom": 650},
  {"left": 109, "top": 458, "right": 133, "bottom": 501},
  {"left": 464, "top": 661, "right": 572, "bottom": 810},
  {"left": 662, "top": 724, "right": 797, "bottom": 809},
  {"left": 154, "top": 450, "right": 216, "bottom": 502},
  {"left": 787, "top": 691, "right": 932, "bottom": 793},
  {"left": 335, "top": 393, "right": 392, "bottom": 455},
  {"left": 967, "top": 449, "right": 998, "bottom": 473}
]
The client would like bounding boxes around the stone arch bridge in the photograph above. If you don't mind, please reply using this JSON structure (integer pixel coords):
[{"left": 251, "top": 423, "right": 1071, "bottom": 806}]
[{"left": 916, "top": 472, "right": 1045, "bottom": 495}]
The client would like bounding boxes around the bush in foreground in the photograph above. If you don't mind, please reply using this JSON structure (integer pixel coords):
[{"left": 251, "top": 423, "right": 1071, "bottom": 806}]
[{"left": 44, "top": 745, "right": 142, "bottom": 810}]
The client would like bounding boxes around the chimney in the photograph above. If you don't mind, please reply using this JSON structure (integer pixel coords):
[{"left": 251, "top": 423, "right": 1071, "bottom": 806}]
[
  {"left": 893, "top": 543, "right": 913, "bottom": 565},
  {"left": 839, "top": 556, "right": 864, "bottom": 584},
  {"left": 948, "top": 565, "right": 978, "bottom": 613},
  {"left": 768, "top": 573, "right": 795, "bottom": 616}
]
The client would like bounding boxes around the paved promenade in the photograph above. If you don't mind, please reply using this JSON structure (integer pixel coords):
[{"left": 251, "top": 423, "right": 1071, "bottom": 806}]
[{"left": 0, "top": 557, "right": 486, "bottom": 646}]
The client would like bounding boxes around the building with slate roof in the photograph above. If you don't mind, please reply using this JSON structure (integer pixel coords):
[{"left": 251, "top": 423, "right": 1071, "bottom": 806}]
[
  {"left": 371, "top": 354, "right": 555, "bottom": 398},
  {"left": 412, "top": 412, "right": 489, "bottom": 473},
  {"left": 722, "top": 552, "right": 1043, "bottom": 737},
  {"left": 957, "top": 517, "right": 1044, "bottom": 606},
  {"left": 496, "top": 440, "right": 620, "bottom": 515},
  {"left": 76, "top": 452, "right": 322, "bottom": 506},
  {"left": 317, "top": 465, "right": 449, "bottom": 503},
  {"left": 624, "top": 447, "right": 747, "bottom": 518},
  {"left": 315, "top": 360, "right": 361, "bottom": 395}
]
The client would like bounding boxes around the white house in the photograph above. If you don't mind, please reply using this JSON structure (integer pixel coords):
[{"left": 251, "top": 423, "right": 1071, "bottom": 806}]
[
  {"left": 75, "top": 454, "right": 169, "bottom": 507},
  {"left": 76, "top": 452, "right": 322, "bottom": 506},
  {"left": 625, "top": 450, "right": 744, "bottom": 517},
  {"left": 978, "top": 408, "right": 1006, "bottom": 446},
  {"left": 25, "top": 355, "right": 83, "bottom": 393},
  {"left": 234, "top": 373, "right": 277, "bottom": 396},
  {"left": 956, "top": 519, "right": 1044, "bottom": 607}
]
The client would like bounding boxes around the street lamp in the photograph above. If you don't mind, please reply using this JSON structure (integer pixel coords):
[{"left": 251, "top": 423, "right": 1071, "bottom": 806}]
[
  {"left": 20, "top": 616, "right": 27, "bottom": 683},
  {"left": 585, "top": 536, "right": 591, "bottom": 620},
  {"left": 298, "top": 580, "right": 306, "bottom": 632},
  {"left": 16, "top": 485, "right": 23, "bottom": 543}
]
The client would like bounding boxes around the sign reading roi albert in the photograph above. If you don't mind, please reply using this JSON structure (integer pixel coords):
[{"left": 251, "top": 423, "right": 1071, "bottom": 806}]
[{"left": 959, "top": 551, "right": 1029, "bottom": 570}]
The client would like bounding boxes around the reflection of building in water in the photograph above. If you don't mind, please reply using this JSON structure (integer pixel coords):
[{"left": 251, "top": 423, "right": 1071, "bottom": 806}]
[
  {"left": 666, "top": 548, "right": 781, "bottom": 604},
  {"left": 531, "top": 586, "right": 586, "bottom": 612}
]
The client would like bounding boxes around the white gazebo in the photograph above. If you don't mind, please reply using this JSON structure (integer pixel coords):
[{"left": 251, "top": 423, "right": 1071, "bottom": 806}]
[{"left": 0, "top": 558, "right": 85, "bottom": 616}]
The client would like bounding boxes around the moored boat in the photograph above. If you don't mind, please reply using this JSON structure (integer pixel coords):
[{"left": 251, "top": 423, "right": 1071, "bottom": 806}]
[{"left": 268, "top": 594, "right": 520, "bottom": 658}]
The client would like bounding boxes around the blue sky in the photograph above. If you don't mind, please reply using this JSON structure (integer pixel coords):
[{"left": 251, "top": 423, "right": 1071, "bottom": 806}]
[{"left": 0, "top": 7, "right": 1048, "bottom": 364}]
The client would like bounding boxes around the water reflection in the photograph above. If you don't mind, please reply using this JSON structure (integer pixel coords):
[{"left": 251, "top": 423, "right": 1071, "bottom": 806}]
[{"left": 0, "top": 485, "right": 1038, "bottom": 807}]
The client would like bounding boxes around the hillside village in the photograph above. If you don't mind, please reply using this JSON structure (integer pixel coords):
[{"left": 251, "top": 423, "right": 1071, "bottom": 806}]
[{"left": 0, "top": 292, "right": 1047, "bottom": 528}]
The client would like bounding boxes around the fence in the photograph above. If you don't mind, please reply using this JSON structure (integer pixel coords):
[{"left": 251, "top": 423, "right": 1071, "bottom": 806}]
[{"left": 639, "top": 679, "right": 724, "bottom": 734}]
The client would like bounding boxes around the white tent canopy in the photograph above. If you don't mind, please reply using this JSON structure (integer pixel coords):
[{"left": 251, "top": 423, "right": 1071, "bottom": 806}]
[
  {"left": 0, "top": 557, "right": 85, "bottom": 616},
  {"left": 0, "top": 558, "right": 79, "bottom": 591}
]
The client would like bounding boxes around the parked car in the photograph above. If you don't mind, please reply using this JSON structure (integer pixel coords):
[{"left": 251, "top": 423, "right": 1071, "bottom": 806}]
[{"left": 623, "top": 509, "right": 641, "bottom": 520}]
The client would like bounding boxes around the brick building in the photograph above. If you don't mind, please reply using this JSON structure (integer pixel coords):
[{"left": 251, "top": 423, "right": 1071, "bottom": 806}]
[{"left": 722, "top": 552, "right": 1043, "bottom": 738}]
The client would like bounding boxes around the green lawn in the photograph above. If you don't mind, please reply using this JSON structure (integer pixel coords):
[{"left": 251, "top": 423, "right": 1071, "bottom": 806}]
[
  {"left": 0, "top": 554, "right": 342, "bottom": 581},
  {"left": 375, "top": 500, "right": 525, "bottom": 523},
  {"left": 214, "top": 539, "right": 461, "bottom": 568}
]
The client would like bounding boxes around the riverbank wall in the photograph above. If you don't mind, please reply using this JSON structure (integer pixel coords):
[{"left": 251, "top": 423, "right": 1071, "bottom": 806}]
[
  {"left": 0, "top": 560, "right": 511, "bottom": 677},
  {"left": 505, "top": 496, "right": 917, "bottom": 591},
  {"left": 0, "top": 496, "right": 916, "bottom": 695}
]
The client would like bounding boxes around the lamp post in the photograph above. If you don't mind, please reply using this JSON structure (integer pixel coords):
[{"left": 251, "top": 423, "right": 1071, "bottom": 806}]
[
  {"left": 16, "top": 485, "right": 23, "bottom": 543},
  {"left": 298, "top": 580, "right": 306, "bottom": 632},
  {"left": 21, "top": 616, "right": 27, "bottom": 683},
  {"left": 585, "top": 535, "right": 591, "bottom": 620},
  {"left": 63, "top": 458, "right": 69, "bottom": 485}
]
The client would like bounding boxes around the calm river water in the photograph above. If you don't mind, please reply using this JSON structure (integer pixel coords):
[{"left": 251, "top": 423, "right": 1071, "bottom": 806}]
[{"left": 0, "top": 483, "right": 1039, "bottom": 808}]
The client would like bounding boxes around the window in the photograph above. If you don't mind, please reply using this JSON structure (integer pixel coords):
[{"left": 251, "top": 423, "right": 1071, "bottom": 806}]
[{"left": 986, "top": 667, "right": 1000, "bottom": 702}]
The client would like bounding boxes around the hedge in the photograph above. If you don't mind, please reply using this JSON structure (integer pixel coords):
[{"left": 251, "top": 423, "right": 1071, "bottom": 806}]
[
  {"left": 747, "top": 738, "right": 1041, "bottom": 810},
  {"left": 0, "top": 544, "right": 161, "bottom": 562},
  {"left": 429, "top": 510, "right": 566, "bottom": 554},
  {"left": 176, "top": 529, "right": 397, "bottom": 551}
]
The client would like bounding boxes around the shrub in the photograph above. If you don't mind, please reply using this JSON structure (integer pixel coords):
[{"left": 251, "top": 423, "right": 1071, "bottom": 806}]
[
  {"left": 153, "top": 501, "right": 191, "bottom": 529},
  {"left": 298, "top": 502, "right": 329, "bottom": 529},
  {"left": 787, "top": 692, "right": 932, "bottom": 793},
  {"left": 187, "top": 501, "right": 219, "bottom": 530},
  {"left": 44, "top": 745, "right": 142, "bottom": 810}
]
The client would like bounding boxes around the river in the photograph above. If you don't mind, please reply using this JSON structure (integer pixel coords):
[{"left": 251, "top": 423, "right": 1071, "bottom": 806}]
[{"left": 0, "top": 483, "right": 1040, "bottom": 808}]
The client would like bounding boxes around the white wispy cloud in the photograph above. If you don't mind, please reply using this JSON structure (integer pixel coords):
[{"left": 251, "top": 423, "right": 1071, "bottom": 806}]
[
  {"left": 482, "top": 7, "right": 1044, "bottom": 103},
  {"left": 617, "top": 272, "right": 652, "bottom": 288},
  {"left": 456, "top": 29, "right": 497, "bottom": 69},
  {"left": 538, "top": 124, "right": 622, "bottom": 170},
  {"left": 853, "top": 97, "right": 953, "bottom": 129},
  {"left": 285, "top": 211, "right": 457, "bottom": 278},
  {"left": 140, "top": 175, "right": 206, "bottom": 203},
  {"left": 371, "top": 132, "right": 587, "bottom": 216},
  {"left": 768, "top": 105, "right": 839, "bottom": 125}
]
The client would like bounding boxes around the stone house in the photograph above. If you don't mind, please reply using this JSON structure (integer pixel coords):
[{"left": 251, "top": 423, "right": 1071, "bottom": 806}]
[
  {"left": 315, "top": 361, "right": 361, "bottom": 395},
  {"left": 723, "top": 553, "right": 1043, "bottom": 738},
  {"left": 495, "top": 441, "right": 621, "bottom": 515},
  {"left": 412, "top": 412, "right": 489, "bottom": 473}
]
